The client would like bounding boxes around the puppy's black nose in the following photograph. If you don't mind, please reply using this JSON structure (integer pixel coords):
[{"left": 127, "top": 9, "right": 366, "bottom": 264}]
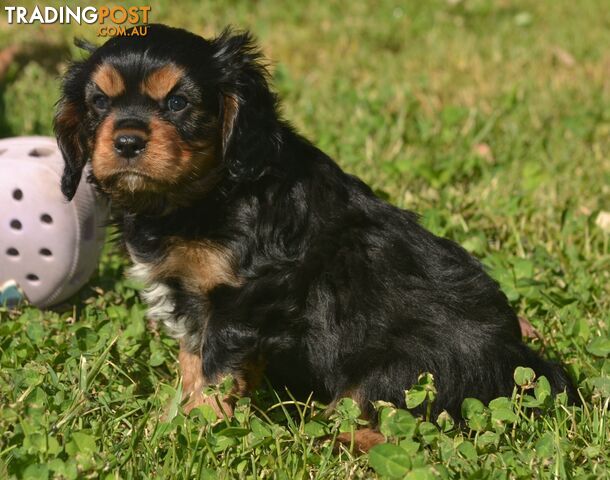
[{"left": 114, "top": 134, "right": 147, "bottom": 159}]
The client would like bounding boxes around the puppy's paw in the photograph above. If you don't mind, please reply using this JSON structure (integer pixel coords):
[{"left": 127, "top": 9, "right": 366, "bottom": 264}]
[{"left": 182, "top": 391, "right": 234, "bottom": 418}]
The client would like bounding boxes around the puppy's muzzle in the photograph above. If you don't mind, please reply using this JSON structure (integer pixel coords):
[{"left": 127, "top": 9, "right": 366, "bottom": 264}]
[{"left": 114, "top": 133, "right": 147, "bottom": 159}]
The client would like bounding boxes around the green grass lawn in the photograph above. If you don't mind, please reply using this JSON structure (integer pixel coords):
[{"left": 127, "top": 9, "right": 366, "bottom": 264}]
[{"left": 1, "top": 0, "right": 609, "bottom": 478}]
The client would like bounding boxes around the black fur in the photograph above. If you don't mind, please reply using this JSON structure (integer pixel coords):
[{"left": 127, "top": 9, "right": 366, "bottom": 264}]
[{"left": 56, "top": 24, "right": 577, "bottom": 422}]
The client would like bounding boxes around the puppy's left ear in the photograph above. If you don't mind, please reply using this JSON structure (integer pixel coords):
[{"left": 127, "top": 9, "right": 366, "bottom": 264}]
[
  {"left": 213, "top": 28, "right": 278, "bottom": 179},
  {"left": 220, "top": 92, "right": 239, "bottom": 158},
  {"left": 54, "top": 60, "right": 91, "bottom": 201}
]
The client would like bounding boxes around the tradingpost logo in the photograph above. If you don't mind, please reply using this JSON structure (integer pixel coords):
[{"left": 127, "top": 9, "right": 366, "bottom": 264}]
[{"left": 2, "top": 5, "right": 151, "bottom": 37}]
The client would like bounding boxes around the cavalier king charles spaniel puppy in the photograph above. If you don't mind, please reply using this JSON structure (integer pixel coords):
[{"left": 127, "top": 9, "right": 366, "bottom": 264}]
[{"left": 55, "top": 24, "right": 576, "bottom": 450}]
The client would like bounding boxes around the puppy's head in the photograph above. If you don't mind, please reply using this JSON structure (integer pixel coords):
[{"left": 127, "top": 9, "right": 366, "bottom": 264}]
[{"left": 55, "top": 24, "right": 276, "bottom": 211}]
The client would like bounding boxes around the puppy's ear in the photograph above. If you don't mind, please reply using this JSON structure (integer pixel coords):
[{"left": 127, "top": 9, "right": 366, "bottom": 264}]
[
  {"left": 54, "top": 61, "right": 90, "bottom": 201},
  {"left": 220, "top": 92, "right": 239, "bottom": 157},
  {"left": 74, "top": 37, "right": 97, "bottom": 54},
  {"left": 212, "top": 28, "right": 278, "bottom": 179},
  {"left": 54, "top": 99, "right": 89, "bottom": 200}
]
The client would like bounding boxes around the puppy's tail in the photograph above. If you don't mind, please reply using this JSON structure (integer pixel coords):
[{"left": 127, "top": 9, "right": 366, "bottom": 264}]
[{"left": 514, "top": 343, "right": 580, "bottom": 405}]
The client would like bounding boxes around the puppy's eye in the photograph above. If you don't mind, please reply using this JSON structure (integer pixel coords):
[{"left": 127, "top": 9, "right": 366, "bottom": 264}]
[
  {"left": 167, "top": 95, "right": 188, "bottom": 112},
  {"left": 93, "top": 94, "right": 109, "bottom": 110}
]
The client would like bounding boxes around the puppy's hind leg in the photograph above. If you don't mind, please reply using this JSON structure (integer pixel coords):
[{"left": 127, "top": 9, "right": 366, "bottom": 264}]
[
  {"left": 327, "top": 389, "right": 385, "bottom": 454},
  {"left": 335, "top": 429, "right": 386, "bottom": 454}
]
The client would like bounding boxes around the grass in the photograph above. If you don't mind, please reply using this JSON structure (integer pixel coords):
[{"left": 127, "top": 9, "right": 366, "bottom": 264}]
[{"left": 1, "top": 0, "right": 609, "bottom": 478}]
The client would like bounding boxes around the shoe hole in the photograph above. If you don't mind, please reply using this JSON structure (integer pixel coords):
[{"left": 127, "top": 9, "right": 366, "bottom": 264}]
[
  {"left": 40, "top": 214, "right": 53, "bottom": 224},
  {"left": 26, "top": 273, "right": 39, "bottom": 283},
  {"left": 29, "top": 147, "right": 53, "bottom": 157},
  {"left": 6, "top": 247, "right": 19, "bottom": 257},
  {"left": 12, "top": 189, "right": 23, "bottom": 200},
  {"left": 39, "top": 248, "right": 52, "bottom": 257},
  {"left": 10, "top": 219, "right": 22, "bottom": 230}
]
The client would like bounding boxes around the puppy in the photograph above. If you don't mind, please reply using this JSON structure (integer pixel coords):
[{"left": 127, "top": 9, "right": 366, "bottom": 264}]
[{"left": 55, "top": 24, "right": 576, "bottom": 443}]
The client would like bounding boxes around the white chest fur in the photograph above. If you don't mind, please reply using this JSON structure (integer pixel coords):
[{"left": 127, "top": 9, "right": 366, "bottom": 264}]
[
  {"left": 126, "top": 239, "right": 238, "bottom": 351},
  {"left": 128, "top": 258, "right": 190, "bottom": 341}
]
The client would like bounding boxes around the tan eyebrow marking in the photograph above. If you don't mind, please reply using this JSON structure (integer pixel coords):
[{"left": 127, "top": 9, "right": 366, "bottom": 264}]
[
  {"left": 140, "top": 64, "right": 184, "bottom": 101},
  {"left": 91, "top": 63, "right": 125, "bottom": 97}
]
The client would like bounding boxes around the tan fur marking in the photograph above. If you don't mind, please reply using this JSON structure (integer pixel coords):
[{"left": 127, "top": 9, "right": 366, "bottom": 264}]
[
  {"left": 178, "top": 344, "right": 262, "bottom": 418},
  {"left": 55, "top": 101, "right": 81, "bottom": 133},
  {"left": 222, "top": 94, "right": 239, "bottom": 154},
  {"left": 91, "top": 114, "right": 116, "bottom": 180},
  {"left": 154, "top": 239, "right": 241, "bottom": 294},
  {"left": 179, "top": 344, "right": 233, "bottom": 417},
  {"left": 92, "top": 64, "right": 125, "bottom": 97},
  {"left": 141, "top": 64, "right": 184, "bottom": 101},
  {"left": 55, "top": 101, "right": 86, "bottom": 160},
  {"left": 141, "top": 117, "right": 194, "bottom": 181},
  {"left": 336, "top": 429, "right": 385, "bottom": 454},
  {"left": 91, "top": 115, "right": 217, "bottom": 202},
  {"left": 136, "top": 117, "right": 217, "bottom": 189}
]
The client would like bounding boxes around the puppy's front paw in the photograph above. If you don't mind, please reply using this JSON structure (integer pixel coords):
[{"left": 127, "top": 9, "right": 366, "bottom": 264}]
[{"left": 182, "top": 390, "right": 234, "bottom": 418}]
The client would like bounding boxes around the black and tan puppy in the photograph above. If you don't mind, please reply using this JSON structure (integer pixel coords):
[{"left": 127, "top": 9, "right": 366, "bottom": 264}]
[{"left": 55, "top": 24, "right": 576, "bottom": 447}]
